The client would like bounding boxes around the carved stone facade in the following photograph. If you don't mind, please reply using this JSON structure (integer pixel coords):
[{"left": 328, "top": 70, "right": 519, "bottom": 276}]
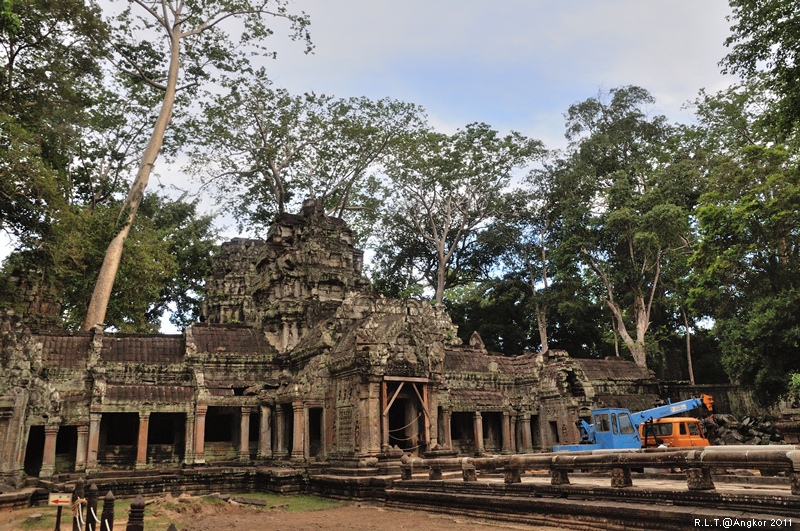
[{"left": 0, "top": 202, "right": 661, "bottom": 488}]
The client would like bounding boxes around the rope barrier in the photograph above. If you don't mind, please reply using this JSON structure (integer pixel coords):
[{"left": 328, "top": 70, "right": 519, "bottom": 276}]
[
  {"left": 89, "top": 507, "right": 99, "bottom": 531},
  {"left": 388, "top": 413, "right": 422, "bottom": 433},
  {"left": 72, "top": 497, "right": 86, "bottom": 531}
]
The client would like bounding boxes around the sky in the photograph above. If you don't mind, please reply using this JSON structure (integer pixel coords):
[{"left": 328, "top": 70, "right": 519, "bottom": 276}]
[
  {"left": 256, "top": 0, "right": 737, "bottom": 150},
  {"left": 0, "top": 0, "right": 740, "bottom": 328}
]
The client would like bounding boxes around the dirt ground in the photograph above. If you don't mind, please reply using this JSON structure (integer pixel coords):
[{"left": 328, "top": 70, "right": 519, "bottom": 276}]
[
  {"left": 0, "top": 499, "right": 563, "bottom": 531},
  {"left": 175, "top": 503, "right": 561, "bottom": 531}
]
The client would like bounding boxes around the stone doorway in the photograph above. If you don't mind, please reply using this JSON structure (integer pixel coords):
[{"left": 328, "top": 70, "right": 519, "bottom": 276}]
[
  {"left": 23, "top": 425, "right": 44, "bottom": 476},
  {"left": 54, "top": 425, "right": 77, "bottom": 473},
  {"left": 381, "top": 378, "right": 430, "bottom": 455}
]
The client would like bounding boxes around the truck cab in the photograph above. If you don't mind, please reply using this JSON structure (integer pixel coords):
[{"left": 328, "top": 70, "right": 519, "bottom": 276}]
[
  {"left": 553, "top": 408, "right": 642, "bottom": 451},
  {"left": 639, "top": 417, "right": 711, "bottom": 448}
]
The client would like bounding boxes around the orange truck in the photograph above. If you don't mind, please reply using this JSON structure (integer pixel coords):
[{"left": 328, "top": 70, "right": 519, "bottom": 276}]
[{"left": 639, "top": 416, "right": 712, "bottom": 448}]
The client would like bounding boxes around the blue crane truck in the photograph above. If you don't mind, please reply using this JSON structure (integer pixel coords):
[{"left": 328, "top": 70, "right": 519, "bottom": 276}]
[{"left": 552, "top": 394, "right": 714, "bottom": 451}]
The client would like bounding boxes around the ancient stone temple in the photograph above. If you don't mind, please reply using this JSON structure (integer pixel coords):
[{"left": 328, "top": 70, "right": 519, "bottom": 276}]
[{"left": 0, "top": 201, "right": 660, "bottom": 488}]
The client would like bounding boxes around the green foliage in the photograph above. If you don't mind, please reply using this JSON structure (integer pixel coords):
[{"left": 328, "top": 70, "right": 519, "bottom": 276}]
[
  {"left": 190, "top": 82, "right": 424, "bottom": 241},
  {"left": 0, "top": 193, "right": 216, "bottom": 332},
  {"left": 722, "top": 0, "right": 800, "bottom": 135},
  {"left": 380, "top": 122, "right": 542, "bottom": 303},
  {"left": 691, "top": 142, "right": 800, "bottom": 403}
]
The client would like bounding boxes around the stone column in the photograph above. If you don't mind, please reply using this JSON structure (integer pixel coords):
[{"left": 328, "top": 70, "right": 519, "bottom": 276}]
[
  {"left": 291, "top": 402, "right": 304, "bottom": 459},
  {"left": 275, "top": 406, "right": 286, "bottom": 458},
  {"left": 441, "top": 409, "right": 453, "bottom": 449},
  {"left": 381, "top": 382, "right": 389, "bottom": 452},
  {"left": 86, "top": 413, "right": 101, "bottom": 470},
  {"left": 239, "top": 407, "right": 251, "bottom": 461},
  {"left": 135, "top": 412, "right": 150, "bottom": 469},
  {"left": 473, "top": 412, "right": 484, "bottom": 455},
  {"left": 502, "top": 412, "right": 513, "bottom": 454},
  {"left": 510, "top": 414, "right": 518, "bottom": 453},
  {"left": 39, "top": 425, "right": 59, "bottom": 479},
  {"left": 302, "top": 406, "right": 311, "bottom": 458},
  {"left": 520, "top": 414, "right": 533, "bottom": 453},
  {"left": 364, "top": 380, "right": 382, "bottom": 457},
  {"left": 75, "top": 425, "right": 88, "bottom": 472},
  {"left": 183, "top": 413, "right": 195, "bottom": 465},
  {"left": 427, "top": 387, "right": 438, "bottom": 449},
  {"left": 194, "top": 405, "right": 207, "bottom": 465},
  {"left": 258, "top": 405, "right": 272, "bottom": 459}
]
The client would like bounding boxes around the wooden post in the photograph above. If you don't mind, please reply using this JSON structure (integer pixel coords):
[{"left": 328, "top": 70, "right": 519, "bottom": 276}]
[
  {"left": 86, "top": 482, "right": 99, "bottom": 531},
  {"left": 71, "top": 478, "right": 85, "bottom": 531},
  {"left": 100, "top": 491, "right": 114, "bottom": 531},
  {"left": 125, "top": 495, "right": 145, "bottom": 531}
]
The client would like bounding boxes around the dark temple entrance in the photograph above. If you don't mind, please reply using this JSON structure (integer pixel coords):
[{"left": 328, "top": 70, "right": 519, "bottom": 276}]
[{"left": 382, "top": 377, "right": 430, "bottom": 455}]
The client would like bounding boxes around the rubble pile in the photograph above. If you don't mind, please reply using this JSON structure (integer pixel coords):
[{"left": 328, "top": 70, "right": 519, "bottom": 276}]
[{"left": 710, "top": 414, "right": 784, "bottom": 445}]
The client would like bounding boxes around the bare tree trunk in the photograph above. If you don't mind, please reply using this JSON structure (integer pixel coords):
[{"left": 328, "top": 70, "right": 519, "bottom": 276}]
[
  {"left": 681, "top": 306, "right": 695, "bottom": 385},
  {"left": 434, "top": 258, "right": 446, "bottom": 304},
  {"left": 535, "top": 304, "right": 548, "bottom": 353},
  {"left": 81, "top": 30, "right": 181, "bottom": 330}
]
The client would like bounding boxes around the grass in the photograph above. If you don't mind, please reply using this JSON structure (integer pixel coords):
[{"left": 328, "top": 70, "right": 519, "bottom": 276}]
[{"left": 229, "top": 492, "right": 340, "bottom": 512}]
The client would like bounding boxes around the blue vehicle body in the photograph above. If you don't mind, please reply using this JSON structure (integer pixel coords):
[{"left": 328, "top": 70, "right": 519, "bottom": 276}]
[{"left": 552, "top": 395, "right": 712, "bottom": 452}]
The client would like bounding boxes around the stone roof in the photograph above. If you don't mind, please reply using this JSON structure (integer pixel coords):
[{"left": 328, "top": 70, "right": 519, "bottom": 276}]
[
  {"left": 576, "top": 358, "right": 655, "bottom": 381},
  {"left": 593, "top": 393, "right": 660, "bottom": 411},
  {"left": 36, "top": 332, "right": 91, "bottom": 368},
  {"left": 106, "top": 385, "right": 194, "bottom": 402},
  {"left": 101, "top": 335, "right": 184, "bottom": 363},
  {"left": 443, "top": 349, "right": 516, "bottom": 373},
  {"left": 191, "top": 324, "right": 274, "bottom": 355},
  {"left": 448, "top": 389, "right": 507, "bottom": 408}
]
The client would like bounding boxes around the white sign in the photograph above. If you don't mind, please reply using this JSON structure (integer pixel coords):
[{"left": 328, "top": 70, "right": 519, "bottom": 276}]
[{"left": 48, "top": 493, "right": 72, "bottom": 507}]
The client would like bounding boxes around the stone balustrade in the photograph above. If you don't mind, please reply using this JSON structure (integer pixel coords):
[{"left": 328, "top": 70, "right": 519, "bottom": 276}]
[{"left": 399, "top": 445, "right": 800, "bottom": 494}]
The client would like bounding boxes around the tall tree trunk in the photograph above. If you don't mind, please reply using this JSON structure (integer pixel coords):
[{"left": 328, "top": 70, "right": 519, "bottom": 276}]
[
  {"left": 681, "top": 306, "right": 695, "bottom": 385},
  {"left": 81, "top": 30, "right": 181, "bottom": 330},
  {"left": 535, "top": 304, "right": 548, "bottom": 353},
  {"left": 434, "top": 257, "right": 446, "bottom": 304}
]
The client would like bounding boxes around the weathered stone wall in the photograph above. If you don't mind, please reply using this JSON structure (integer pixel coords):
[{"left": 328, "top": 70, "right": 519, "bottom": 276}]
[{"left": 0, "top": 204, "right": 687, "bottom": 489}]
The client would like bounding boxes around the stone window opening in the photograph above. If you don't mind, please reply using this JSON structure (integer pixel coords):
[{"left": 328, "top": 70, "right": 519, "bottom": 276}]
[
  {"left": 147, "top": 413, "right": 185, "bottom": 464},
  {"left": 451, "top": 412, "right": 474, "bottom": 455},
  {"left": 482, "top": 412, "right": 503, "bottom": 453},
  {"left": 99, "top": 413, "right": 138, "bottom": 467},
  {"left": 204, "top": 407, "right": 238, "bottom": 462},
  {"left": 548, "top": 420, "right": 560, "bottom": 444}
]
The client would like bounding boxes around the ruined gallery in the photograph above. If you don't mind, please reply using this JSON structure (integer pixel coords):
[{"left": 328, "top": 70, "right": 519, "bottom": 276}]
[{"left": 4, "top": 199, "right": 692, "bottom": 487}]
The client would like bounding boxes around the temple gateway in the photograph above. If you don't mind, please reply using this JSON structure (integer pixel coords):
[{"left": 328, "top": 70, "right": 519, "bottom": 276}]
[{"left": 0, "top": 201, "right": 662, "bottom": 487}]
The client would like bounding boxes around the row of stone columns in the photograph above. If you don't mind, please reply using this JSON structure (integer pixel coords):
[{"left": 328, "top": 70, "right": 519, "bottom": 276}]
[
  {"left": 36, "top": 404, "right": 277, "bottom": 479},
  {"left": 438, "top": 409, "right": 535, "bottom": 455}
]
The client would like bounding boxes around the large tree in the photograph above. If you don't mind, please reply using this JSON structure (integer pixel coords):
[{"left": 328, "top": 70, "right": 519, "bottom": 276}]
[
  {"left": 0, "top": 193, "right": 217, "bottom": 331},
  {"left": 382, "top": 123, "right": 541, "bottom": 304},
  {"left": 190, "top": 82, "right": 424, "bottom": 238},
  {"left": 82, "top": 0, "right": 311, "bottom": 330},
  {"left": 561, "top": 86, "right": 695, "bottom": 367},
  {"left": 689, "top": 81, "right": 800, "bottom": 404},
  {"left": 0, "top": 0, "right": 106, "bottom": 244},
  {"left": 722, "top": 0, "right": 800, "bottom": 135}
]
